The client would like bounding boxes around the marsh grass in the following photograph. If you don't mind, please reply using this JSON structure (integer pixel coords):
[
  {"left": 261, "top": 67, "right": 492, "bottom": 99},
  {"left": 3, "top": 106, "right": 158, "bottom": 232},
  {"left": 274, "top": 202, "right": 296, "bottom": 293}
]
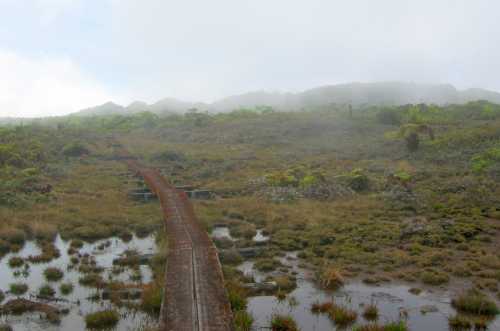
[
  {"left": 270, "top": 314, "right": 300, "bottom": 331},
  {"left": 8, "top": 257, "right": 24, "bottom": 268},
  {"left": 85, "top": 310, "right": 120, "bottom": 329},
  {"left": 363, "top": 303, "right": 379, "bottom": 321},
  {"left": 38, "top": 284, "right": 55, "bottom": 297},
  {"left": 60, "top": 282, "right": 74, "bottom": 295},
  {"left": 43, "top": 267, "right": 64, "bottom": 282},
  {"left": 451, "top": 289, "right": 499, "bottom": 316},
  {"left": 234, "top": 310, "right": 253, "bottom": 331},
  {"left": 9, "top": 283, "right": 28, "bottom": 296}
]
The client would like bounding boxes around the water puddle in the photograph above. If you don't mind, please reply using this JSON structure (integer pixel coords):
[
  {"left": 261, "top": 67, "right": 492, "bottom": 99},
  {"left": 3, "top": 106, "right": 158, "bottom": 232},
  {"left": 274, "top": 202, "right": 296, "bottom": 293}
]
[
  {"left": 242, "top": 252, "right": 500, "bottom": 331},
  {"left": 211, "top": 226, "right": 269, "bottom": 243},
  {"left": 0, "top": 234, "right": 157, "bottom": 330},
  {"left": 253, "top": 229, "right": 269, "bottom": 243},
  {"left": 211, "top": 226, "right": 233, "bottom": 240}
]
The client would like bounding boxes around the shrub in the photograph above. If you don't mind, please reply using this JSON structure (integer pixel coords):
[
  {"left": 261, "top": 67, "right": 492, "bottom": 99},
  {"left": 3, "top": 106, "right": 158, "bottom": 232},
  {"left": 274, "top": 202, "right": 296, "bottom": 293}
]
[
  {"left": 219, "top": 249, "right": 243, "bottom": 265},
  {"left": 38, "top": 284, "right": 55, "bottom": 297},
  {"left": 43, "top": 267, "right": 64, "bottom": 282},
  {"left": 9, "top": 283, "right": 28, "bottom": 295},
  {"left": 451, "top": 289, "right": 499, "bottom": 316},
  {"left": 0, "top": 290, "right": 4, "bottom": 303},
  {"left": 85, "top": 310, "right": 119, "bottom": 329},
  {"left": 60, "top": 283, "right": 74, "bottom": 295},
  {"left": 270, "top": 314, "right": 300, "bottom": 331},
  {"left": 62, "top": 142, "right": 89, "bottom": 157}
]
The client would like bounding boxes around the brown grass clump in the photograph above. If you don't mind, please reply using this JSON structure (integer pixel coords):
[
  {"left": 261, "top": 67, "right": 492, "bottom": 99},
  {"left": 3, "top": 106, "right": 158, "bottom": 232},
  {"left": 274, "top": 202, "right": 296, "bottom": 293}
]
[
  {"left": 319, "top": 267, "right": 344, "bottom": 290},
  {"left": 363, "top": 303, "right": 379, "bottom": 321}
]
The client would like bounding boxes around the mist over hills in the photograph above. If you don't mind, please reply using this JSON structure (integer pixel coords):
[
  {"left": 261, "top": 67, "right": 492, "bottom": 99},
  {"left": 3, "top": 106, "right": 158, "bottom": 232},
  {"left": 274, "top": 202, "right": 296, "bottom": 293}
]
[{"left": 77, "top": 82, "right": 500, "bottom": 116}]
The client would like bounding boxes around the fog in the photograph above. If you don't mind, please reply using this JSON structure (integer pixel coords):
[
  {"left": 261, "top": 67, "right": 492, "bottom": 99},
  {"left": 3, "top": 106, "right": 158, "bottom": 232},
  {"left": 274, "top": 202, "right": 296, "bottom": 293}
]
[{"left": 1, "top": 0, "right": 500, "bottom": 117}]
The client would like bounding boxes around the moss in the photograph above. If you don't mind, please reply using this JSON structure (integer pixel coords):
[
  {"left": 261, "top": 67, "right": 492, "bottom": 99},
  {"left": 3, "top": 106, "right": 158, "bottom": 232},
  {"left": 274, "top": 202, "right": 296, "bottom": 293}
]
[{"left": 84, "top": 310, "right": 119, "bottom": 329}]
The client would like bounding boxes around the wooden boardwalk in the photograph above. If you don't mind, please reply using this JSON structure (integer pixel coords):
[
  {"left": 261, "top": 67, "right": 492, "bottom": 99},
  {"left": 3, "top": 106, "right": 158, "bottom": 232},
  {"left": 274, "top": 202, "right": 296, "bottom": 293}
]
[{"left": 117, "top": 146, "right": 233, "bottom": 331}]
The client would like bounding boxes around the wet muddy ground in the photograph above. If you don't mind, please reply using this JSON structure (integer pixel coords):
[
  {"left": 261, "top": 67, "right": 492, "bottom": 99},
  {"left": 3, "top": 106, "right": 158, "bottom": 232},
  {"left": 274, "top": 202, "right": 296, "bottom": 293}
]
[{"left": 212, "top": 226, "right": 500, "bottom": 331}]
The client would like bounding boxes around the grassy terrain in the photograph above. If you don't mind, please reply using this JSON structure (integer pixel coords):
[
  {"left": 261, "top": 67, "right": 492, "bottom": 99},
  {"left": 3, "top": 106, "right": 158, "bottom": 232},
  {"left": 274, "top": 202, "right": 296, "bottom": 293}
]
[
  {"left": 112, "top": 103, "right": 500, "bottom": 295},
  {"left": 1, "top": 101, "right": 500, "bottom": 329}
]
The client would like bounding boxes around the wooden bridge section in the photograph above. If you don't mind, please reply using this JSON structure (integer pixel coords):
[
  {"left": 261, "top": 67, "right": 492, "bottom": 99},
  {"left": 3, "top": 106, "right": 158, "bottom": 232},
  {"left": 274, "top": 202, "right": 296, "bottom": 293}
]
[{"left": 116, "top": 144, "right": 233, "bottom": 331}]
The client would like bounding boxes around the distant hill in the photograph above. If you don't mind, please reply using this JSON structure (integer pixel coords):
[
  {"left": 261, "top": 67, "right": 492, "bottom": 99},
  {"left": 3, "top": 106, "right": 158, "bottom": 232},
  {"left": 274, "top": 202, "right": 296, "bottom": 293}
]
[{"left": 74, "top": 82, "right": 500, "bottom": 116}]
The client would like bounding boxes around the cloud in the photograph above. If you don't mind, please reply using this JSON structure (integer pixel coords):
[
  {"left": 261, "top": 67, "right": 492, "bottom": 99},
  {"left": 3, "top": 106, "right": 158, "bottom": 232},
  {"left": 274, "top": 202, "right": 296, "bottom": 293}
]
[
  {"left": 35, "top": 0, "right": 83, "bottom": 25},
  {"left": 0, "top": 50, "right": 118, "bottom": 117},
  {"left": 106, "top": 0, "right": 500, "bottom": 101}
]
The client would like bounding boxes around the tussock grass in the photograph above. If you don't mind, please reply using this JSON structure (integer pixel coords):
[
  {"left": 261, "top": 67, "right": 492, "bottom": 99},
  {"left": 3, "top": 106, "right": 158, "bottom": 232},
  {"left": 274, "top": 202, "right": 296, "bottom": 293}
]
[
  {"left": 451, "top": 289, "right": 499, "bottom": 316},
  {"left": 85, "top": 310, "right": 119, "bottom": 329}
]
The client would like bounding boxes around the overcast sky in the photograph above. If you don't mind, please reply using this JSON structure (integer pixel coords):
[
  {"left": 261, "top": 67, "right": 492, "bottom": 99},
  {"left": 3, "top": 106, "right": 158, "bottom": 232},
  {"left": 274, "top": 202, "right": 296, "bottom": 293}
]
[{"left": 1, "top": 0, "right": 499, "bottom": 117}]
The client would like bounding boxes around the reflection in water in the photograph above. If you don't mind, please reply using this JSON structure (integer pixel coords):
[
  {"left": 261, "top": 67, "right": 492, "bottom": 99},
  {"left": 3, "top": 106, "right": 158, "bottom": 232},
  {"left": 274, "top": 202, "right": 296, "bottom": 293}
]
[
  {"left": 211, "top": 226, "right": 233, "bottom": 240},
  {"left": 0, "top": 234, "right": 157, "bottom": 331}
]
